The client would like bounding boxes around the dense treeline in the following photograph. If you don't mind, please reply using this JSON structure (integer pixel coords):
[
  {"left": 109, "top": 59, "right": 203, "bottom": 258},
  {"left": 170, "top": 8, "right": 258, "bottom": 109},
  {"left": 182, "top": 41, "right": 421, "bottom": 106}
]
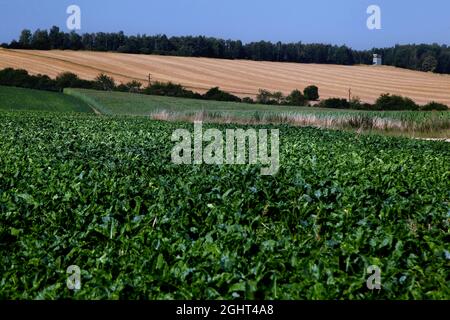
[{"left": 3, "top": 27, "right": 450, "bottom": 73}]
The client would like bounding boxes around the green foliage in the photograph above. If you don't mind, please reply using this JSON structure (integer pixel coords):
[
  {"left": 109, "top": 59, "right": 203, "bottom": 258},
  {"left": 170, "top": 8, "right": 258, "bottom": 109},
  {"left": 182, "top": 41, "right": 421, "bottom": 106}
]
[
  {"left": 422, "top": 55, "right": 438, "bottom": 72},
  {"left": 203, "top": 87, "right": 241, "bottom": 102},
  {"left": 143, "top": 81, "right": 202, "bottom": 99},
  {"left": 116, "top": 81, "right": 143, "bottom": 93},
  {"left": 286, "top": 89, "right": 307, "bottom": 106},
  {"left": 256, "top": 89, "right": 277, "bottom": 105},
  {"left": 0, "top": 112, "right": 448, "bottom": 299},
  {"left": 375, "top": 94, "right": 419, "bottom": 111},
  {"left": 0, "top": 68, "right": 95, "bottom": 92},
  {"left": 421, "top": 101, "right": 448, "bottom": 111},
  {"left": 0, "top": 68, "right": 58, "bottom": 91},
  {"left": 319, "top": 98, "right": 350, "bottom": 109},
  {"left": 242, "top": 97, "right": 255, "bottom": 104},
  {"left": 55, "top": 72, "right": 95, "bottom": 90},
  {"left": 303, "top": 85, "right": 319, "bottom": 101},
  {"left": 95, "top": 73, "right": 116, "bottom": 91},
  {"left": 256, "top": 89, "right": 307, "bottom": 106}
]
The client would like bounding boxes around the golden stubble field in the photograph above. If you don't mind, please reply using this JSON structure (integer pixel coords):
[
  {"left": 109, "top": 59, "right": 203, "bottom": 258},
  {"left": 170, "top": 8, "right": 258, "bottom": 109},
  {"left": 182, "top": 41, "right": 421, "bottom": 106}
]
[{"left": 1, "top": 48, "right": 450, "bottom": 105}]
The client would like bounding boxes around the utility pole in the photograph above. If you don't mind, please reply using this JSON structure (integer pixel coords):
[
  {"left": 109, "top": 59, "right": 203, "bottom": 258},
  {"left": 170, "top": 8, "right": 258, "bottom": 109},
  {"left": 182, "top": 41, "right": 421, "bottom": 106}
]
[
  {"left": 348, "top": 88, "right": 352, "bottom": 102},
  {"left": 148, "top": 73, "right": 152, "bottom": 87}
]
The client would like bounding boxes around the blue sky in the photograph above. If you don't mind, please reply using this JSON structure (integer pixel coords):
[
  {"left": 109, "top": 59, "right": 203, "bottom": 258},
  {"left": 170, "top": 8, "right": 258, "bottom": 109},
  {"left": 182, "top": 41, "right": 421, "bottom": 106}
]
[{"left": 0, "top": 0, "right": 449, "bottom": 49}]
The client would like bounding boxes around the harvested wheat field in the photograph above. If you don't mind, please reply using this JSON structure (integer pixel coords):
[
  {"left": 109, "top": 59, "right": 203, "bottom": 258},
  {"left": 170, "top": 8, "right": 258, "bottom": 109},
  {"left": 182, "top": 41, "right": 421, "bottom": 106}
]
[{"left": 1, "top": 48, "right": 450, "bottom": 105}]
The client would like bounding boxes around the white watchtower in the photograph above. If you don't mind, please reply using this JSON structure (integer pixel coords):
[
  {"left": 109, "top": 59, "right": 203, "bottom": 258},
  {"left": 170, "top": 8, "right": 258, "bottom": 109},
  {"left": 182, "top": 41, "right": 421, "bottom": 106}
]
[{"left": 373, "top": 54, "right": 382, "bottom": 66}]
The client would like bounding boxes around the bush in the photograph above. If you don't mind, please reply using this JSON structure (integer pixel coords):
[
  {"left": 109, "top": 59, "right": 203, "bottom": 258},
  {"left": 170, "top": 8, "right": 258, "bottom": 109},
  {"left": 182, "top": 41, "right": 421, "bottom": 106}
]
[
  {"left": 256, "top": 89, "right": 280, "bottom": 105},
  {"left": 421, "top": 101, "right": 448, "bottom": 111},
  {"left": 95, "top": 73, "right": 116, "bottom": 91},
  {"left": 303, "top": 85, "right": 319, "bottom": 101},
  {"left": 256, "top": 89, "right": 273, "bottom": 104},
  {"left": 33, "top": 74, "right": 57, "bottom": 91},
  {"left": 0, "top": 68, "right": 30, "bottom": 87},
  {"left": 126, "top": 80, "right": 143, "bottom": 93},
  {"left": 55, "top": 72, "right": 95, "bottom": 90},
  {"left": 242, "top": 97, "right": 254, "bottom": 104},
  {"left": 143, "top": 81, "right": 202, "bottom": 99},
  {"left": 203, "top": 87, "right": 241, "bottom": 102},
  {"left": 375, "top": 93, "right": 419, "bottom": 111},
  {"left": 0, "top": 68, "right": 59, "bottom": 91},
  {"left": 116, "top": 84, "right": 129, "bottom": 92},
  {"left": 271, "top": 91, "right": 286, "bottom": 105},
  {"left": 349, "top": 97, "right": 362, "bottom": 109},
  {"left": 116, "top": 81, "right": 142, "bottom": 93},
  {"left": 286, "top": 89, "right": 307, "bottom": 106},
  {"left": 319, "top": 98, "right": 350, "bottom": 109}
]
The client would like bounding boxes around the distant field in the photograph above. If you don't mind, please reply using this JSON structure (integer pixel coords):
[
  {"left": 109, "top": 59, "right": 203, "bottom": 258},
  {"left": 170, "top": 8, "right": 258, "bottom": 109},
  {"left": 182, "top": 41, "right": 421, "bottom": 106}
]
[
  {"left": 64, "top": 88, "right": 327, "bottom": 115},
  {"left": 2, "top": 49, "right": 450, "bottom": 105},
  {"left": 65, "top": 88, "right": 450, "bottom": 137},
  {"left": 0, "top": 86, "right": 93, "bottom": 113}
]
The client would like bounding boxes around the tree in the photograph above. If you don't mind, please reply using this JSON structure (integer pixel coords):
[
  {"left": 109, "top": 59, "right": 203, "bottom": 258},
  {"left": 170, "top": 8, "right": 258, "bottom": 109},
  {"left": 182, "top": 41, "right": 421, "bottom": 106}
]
[
  {"left": 203, "top": 87, "right": 241, "bottom": 102},
  {"left": 256, "top": 89, "right": 273, "bottom": 104},
  {"left": 125, "top": 80, "right": 143, "bottom": 93},
  {"left": 49, "top": 26, "right": 64, "bottom": 49},
  {"left": 55, "top": 72, "right": 80, "bottom": 89},
  {"left": 69, "top": 32, "right": 83, "bottom": 50},
  {"left": 421, "top": 101, "right": 448, "bottom": 111},
  {"left": 303, "top": 85, "right": 319, "bottom": 101},
  {"left": 19, "top": 29, "right": 32, "bottom": 48},
  {"left": 95, "top": 73, "right": 116, "bottom": 91},
  {"left": 286, "top": 89, "right": 307, "bottom": 106},
  {"left": 375, "top": 93, "right": 419, "bottom": 111},
  {"left": 31, "top": 29, "right": 50, "bottom": 50},
  {"left": 422, "top": 55, "right": 438, "bottom": 72},
  {"left": 272, "top": 91, "right": 285, "bottom": 105}
]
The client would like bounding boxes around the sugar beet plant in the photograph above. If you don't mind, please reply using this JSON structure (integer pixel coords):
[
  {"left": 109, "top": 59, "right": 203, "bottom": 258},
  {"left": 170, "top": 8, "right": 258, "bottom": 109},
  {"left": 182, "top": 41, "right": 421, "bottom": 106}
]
[{"left": 0, "top": 112, "right": 449, "bottom": 299}]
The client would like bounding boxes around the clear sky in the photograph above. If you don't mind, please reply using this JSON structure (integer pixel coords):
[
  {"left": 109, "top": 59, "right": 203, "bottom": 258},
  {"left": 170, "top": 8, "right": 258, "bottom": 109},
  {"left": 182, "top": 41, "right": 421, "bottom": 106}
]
[{"left": 0, "top": 0, "right": 449, "bottom": 49}]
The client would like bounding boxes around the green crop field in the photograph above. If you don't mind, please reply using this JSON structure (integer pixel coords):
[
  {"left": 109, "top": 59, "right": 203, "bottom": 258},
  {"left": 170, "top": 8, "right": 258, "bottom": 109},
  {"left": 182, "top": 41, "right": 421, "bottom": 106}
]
[
  {"left": 65, "top": 88, "right": 450, "bottom": 137},
  {"left": 64, "top": 88, "right": 311, "bottom": 115},
  {"left": 0, "top": 86, "right": 93, "bottom": 113},
  {"left": 0, "top": 111, "right": 448, "bottom": 299}
]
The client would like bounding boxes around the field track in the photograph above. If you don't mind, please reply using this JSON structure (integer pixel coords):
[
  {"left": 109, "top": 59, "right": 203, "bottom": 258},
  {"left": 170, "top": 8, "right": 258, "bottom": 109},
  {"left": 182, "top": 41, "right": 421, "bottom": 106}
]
[{"left": 1, "top": 48, "right": 450, "bottom": 105}]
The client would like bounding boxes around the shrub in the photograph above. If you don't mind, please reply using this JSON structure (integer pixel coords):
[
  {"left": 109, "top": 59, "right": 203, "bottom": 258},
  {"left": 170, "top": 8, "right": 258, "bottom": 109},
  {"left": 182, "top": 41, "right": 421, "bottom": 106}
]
[
  {"left": 242, "top": 97, "right": 254, "bottom": 104},
  {"left": 115, "top": 81, "right": 142, "bottom": 93},
  {"left": 375, "top": 93, "right": 419, "bottom": 111},
  {"left": 0, "top": 68, "right": 30, "bottom": 87},
  {"left": 125, "top": 80, "right": 143, "bottom": 93},
  {"left": 203, "top": 87, "right": 241, "bottom": 102},
  {"left": 303, "top": 85, "right": 319, "bottom": 101},
  {"left": 116, "top": 84, "right": 129, "bottom": 92},
  {"left": 271, "top": 91, "right": 286, "bottom": 105},
  {"left": 55, "top": 72, "right": 79, "bottom": 88},
  {"left": 318, "top": 98, "right": 350, "bottom": 109},
  {"left": 421, "top": 101, "right": 448, "bottom": 111},
  {"left": 95, "top": 73, "right": 116, "bottom": 91},
  {"left": 33, "top": 74, "right": 57, "bottom": 91},
  {"left": 256, "top": 89, "right": 273, "bottom": 104},
  {"left": 286, "top": 89, "right": 307, "bottom": 106},
  {"left": 349, "top": 96, "right": 362, "bottom": 109},
  {"left": 0, "top": 68, "right": 59, "bottom": 91},
  {"left": 143, "top": 81, "right": 202, "bottom": 99}
]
